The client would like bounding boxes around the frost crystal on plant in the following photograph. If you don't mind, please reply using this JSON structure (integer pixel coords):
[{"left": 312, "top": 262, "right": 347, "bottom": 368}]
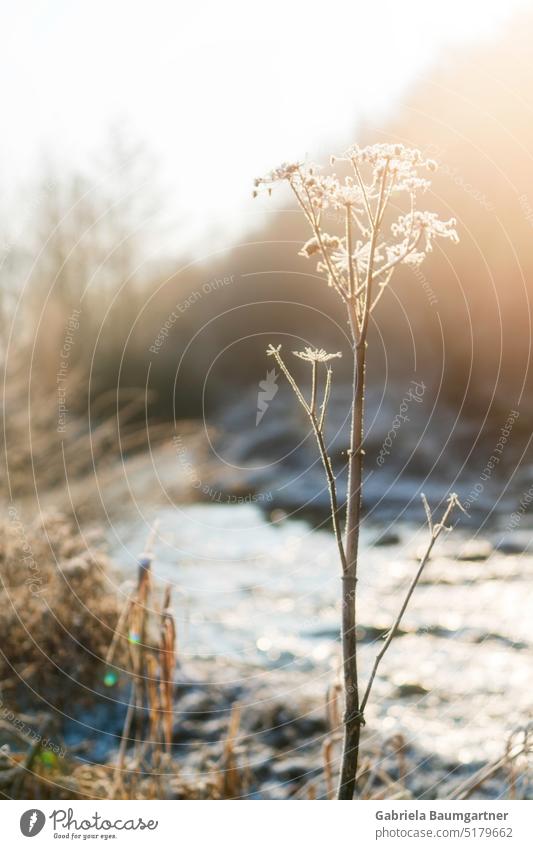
[
  {"left": 292, "top": 348, "right": 342, "bottom": 363},
  {"left": 255, "top": 143, "right": 458, "bottom": 321}
]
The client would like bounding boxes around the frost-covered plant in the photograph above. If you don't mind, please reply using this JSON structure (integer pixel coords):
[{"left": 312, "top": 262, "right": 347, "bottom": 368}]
[{"left": 255, "top": 144, "right": 460, "bottom": 799}]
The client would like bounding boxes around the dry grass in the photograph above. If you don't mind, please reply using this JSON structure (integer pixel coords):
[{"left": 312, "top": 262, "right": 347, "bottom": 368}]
[
  {"left": 0, "top": 510, "right": 121, "bottom": 700},
  {"left": 0, "top": 511, "right": 249, "bottom": 800},
  {"left": 316, "top": 685, "right": 533, "bottom": 801}
]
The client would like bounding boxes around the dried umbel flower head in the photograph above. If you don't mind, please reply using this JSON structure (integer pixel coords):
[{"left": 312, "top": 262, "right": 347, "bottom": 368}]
[
  {"left": 255, "top": 143, "right": 458, "bottom": 333},
  {"left": 292, "top": 347, "right": 342, "bottom": 363}
]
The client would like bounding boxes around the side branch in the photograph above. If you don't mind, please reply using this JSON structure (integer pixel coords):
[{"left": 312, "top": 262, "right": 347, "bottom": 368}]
[
  {"left": 359, "top": 492, "right": 464, "bottom": 716},
  {"left": 267, "top": 345, "right": 347, "bottom": 572}
]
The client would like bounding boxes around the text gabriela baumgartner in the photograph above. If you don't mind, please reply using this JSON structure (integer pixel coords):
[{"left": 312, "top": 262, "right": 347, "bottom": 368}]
[
  {"left": 50, "top": 809, "right": 158, "bottom": 832},
  {"left": 376, "top": 811, "right": 509, "bottom": 824}
]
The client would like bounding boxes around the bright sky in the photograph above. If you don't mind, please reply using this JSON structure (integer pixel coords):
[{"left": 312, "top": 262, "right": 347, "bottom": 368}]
[{"left": 1, "top": 0, "right": 530, "bottom": 254}]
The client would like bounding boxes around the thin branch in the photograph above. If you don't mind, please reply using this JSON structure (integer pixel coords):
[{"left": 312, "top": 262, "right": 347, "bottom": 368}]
[
  {"left": 358, "top": 163, "right": 389, "bottom": 346},
  {"left": 375, "top": 165, "right": 395, "bottom": 229},
  {"left": 359, "top": 493, "right": 464, "bottom": 716},
  {"left": 267, "top": 345, "right": 347, "bottom": 572},
  {"left": 372, "top": 230, "right": 422, "bottom": 282},
  {"left": 310, "top": 416, "right": 348, "bottom": 574},
  {"left": 267, "top": 345, "right": 310, "bottom": 414},
  {"left": 350, "top": 206, "right": 371, "bottom": 240},
  {"left": 345, "top": 204, "right": 356, "bottom": 298},
  {"left": 422, "top": 492, "right": 434, "bottom": 534},
  {"left": 350, "top": 157, "right": 374, "bottom": 229},
  {"left": 292, "top": 176, "right": 349, "bottom": 302},
  {"left": 369, "top": 269, "right": 394, "bottom": 314},
  {"left": 319, "top": 366, "right": 332, "bottom": 431},
  {"left": 310, "top": 360, "right": 318, "bottom": 416}
]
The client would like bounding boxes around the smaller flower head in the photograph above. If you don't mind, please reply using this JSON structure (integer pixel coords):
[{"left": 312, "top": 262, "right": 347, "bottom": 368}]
[{"left": 292, "top": 347, "right": 342, "bottom": 363}]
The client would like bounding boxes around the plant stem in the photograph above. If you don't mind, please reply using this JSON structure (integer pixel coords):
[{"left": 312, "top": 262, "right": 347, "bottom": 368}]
[
  {"left": 337, "top": 328, "right": 366, "bottom": 800},
  {"left": 337, "top": 165, "right": 390, "bottom": 800}
]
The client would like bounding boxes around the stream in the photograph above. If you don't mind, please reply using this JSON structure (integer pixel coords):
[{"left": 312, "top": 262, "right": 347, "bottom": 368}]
[{"left": 108, "top": 501, "right": 533, "bottom": 795}]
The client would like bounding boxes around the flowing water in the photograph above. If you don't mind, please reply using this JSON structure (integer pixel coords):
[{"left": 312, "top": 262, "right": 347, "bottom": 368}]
[{"left": 110, "top": 502, "right": 533, "bottom": 780}]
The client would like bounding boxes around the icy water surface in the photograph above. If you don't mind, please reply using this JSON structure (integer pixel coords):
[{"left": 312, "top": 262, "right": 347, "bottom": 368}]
[{"left": 110, "top": 503, "right": 533, "bottom": 769}]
